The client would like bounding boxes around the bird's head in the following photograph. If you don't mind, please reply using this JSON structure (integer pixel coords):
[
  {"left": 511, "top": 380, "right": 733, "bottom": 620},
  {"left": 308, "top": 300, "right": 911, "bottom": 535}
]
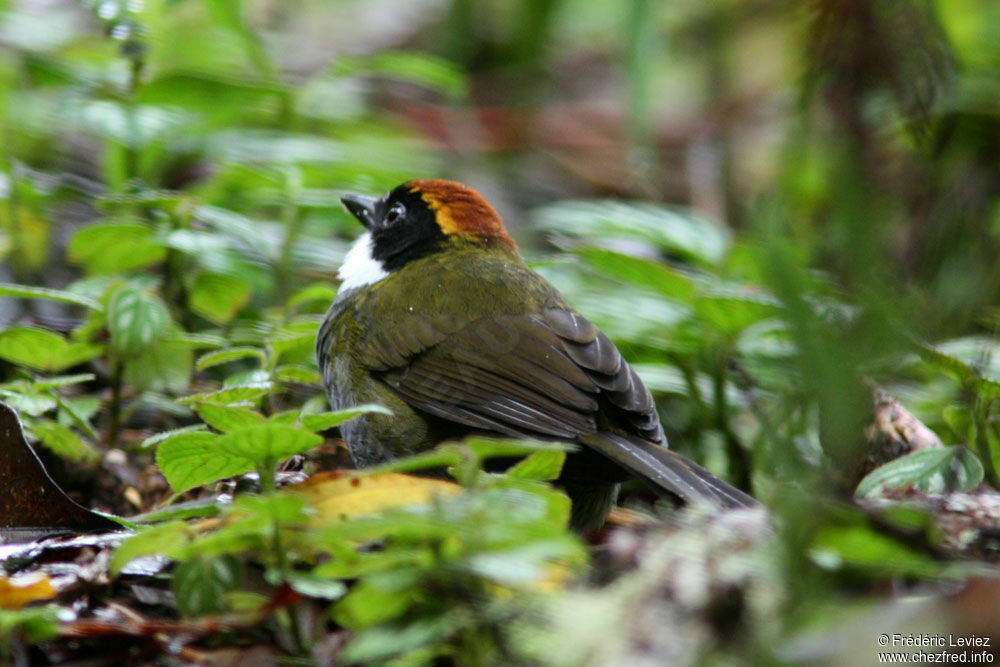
[{"left": 337, "top": 179, "right": 517, "bottom": 292}]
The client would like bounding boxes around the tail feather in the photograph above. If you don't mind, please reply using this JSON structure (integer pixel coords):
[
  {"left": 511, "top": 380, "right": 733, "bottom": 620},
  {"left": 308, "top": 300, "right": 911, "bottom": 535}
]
[{"left": 579, "top": 432, "right": 757, "bottom": 509}]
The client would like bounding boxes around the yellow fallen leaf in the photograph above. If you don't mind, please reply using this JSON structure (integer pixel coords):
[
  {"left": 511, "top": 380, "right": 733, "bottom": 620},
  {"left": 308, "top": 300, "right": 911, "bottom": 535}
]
[
  {"left": 294, "top": 471, "right": 462, "bottom": 524},
  {"left": 0, "top": 572, "right": 57, "bottom": 609}
]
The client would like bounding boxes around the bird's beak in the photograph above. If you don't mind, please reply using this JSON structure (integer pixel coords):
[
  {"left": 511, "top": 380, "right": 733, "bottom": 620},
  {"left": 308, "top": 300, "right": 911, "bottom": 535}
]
[{"left": 341, "top": 194, "right": 379, "bottom": 230}]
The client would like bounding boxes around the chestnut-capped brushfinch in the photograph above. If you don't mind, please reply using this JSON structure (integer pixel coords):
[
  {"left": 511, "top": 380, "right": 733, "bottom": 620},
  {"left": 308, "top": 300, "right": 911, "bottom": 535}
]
[{"left": 317, "top": 179, "right": 755, "bottom": 530}]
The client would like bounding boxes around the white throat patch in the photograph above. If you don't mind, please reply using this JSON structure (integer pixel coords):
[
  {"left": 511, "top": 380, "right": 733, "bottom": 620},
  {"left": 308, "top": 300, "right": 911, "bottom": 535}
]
[{"left": 338, "top": 232, "right": 389, "bottom": 293}]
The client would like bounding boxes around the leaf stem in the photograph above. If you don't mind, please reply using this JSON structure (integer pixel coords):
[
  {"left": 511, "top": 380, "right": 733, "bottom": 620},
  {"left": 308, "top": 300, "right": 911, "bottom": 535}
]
[{"left": 108, "top": 357, "right": 124, "bottom": 447}]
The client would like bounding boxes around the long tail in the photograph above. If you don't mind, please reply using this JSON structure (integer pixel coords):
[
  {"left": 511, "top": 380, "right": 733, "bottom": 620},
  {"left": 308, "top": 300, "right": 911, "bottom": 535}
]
[{"left": 579, "top": 432, "right": 757, "bottom": 509}]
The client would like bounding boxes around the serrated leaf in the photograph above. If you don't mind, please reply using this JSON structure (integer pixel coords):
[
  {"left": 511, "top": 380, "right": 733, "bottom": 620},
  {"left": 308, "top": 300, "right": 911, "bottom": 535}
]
[
  {"left": 855, "top": 447, "right": 984, "bottom": 498},
  {"left": 215, "top": 425, "right": 323, "bottom": 467},
  {"left": 0, "top": 283, "right": 102, "bottom": 311},
  {"left": 140, "top": 424, "right": 208, "bottom": 449},
  {"left": 107, "top": 285, "right": 170, "bottom": 356},
  {"left": 195, "top": 403, "right": 266, "bottom": 432},
  {"left": 0, "top": 327, "right": 102, "bottom": 372},
  {"left": 67, "top": 220, "right": 166, "bottom": 275},
  {"left": 300, "top": 404, "right": 392, "bottom": 431},
  {"left": 28, "top": 374, "right": 96, "bottom": 390},
  {"left": 195, "top": 347, "right": 266, "bottom": 371},
  {"left": 177, "top": 383, "right": 271, "bottom": 406},
  {"left": 156, "top": 431, "right": 255, "bottom": 494},
  {"left": 190, "top": 272, "right": 252, "bottom": 325}
]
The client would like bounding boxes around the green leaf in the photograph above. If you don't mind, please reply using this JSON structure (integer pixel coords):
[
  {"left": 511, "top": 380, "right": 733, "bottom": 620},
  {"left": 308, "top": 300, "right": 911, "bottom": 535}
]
[
  {"left": 156, "top": 431, "right": 255, "bottom": 494},
  {"left": 271, "top": 571, "right": 348, "bottom": 600},
  {"left": 363, "top": 50, "right": 468, "bottom": 100},
  {"left": 915, "top": 342, "right": 976, "bottom": 382},
  {"left": 173, "top": 555, "right": 241, "bottom": 618},
  {"left": 124, "top": 340, "right": 192, "bottom": 393},
  {"left": 269, "top": 320, "right": 320, "bottom": 360},
  {"left": 215, "top": 425, "right": 323, "bottom": 467},
  {"left": 575, "top": 248, "right": 695, "bottom": 301},
  {"left": 505, "top": 450, "right": 566, "bottom": 481},
  {"left": 0, "top": 389, "right": 57, "bottom": 416},
  {"left": 67, "top": 220, "right": 166, "bottom": 275},
  {"left": 300, "top": 404, "right": 392, "bottom": 431},
  {"left": 30, "top": 420, "right": 98, "bottom": 463},
  {"left": 189, "top": 272, "right": 252, "bottom": 325},
  {"left": 533, "top": 200, "right": 730, "bottom": 265},
  {"left": 107, "top": 285, "right": 171, "bottom": 356},
  {"left": 287, "top": 282, "right": 339, "bottom": 311},
  {"left": 177, "top": 382, "right": 271, "bottom": 406},
  {"left": 334, "top": 579, "right": 419, "bottom": 630},
  {"left": 461, "top": 538, "right": 581, "bottom": 583},
  {"left": 130, "top": 500, "right": 221, "bottom": 523},
  {"left": 195, "top": 346, "right": 266, "bottom": 371},
  {"left": 941, "top": 405, "right": 972, "bottom": 442},
  {"left": 0, "top": 282, "right": 102, "bottom": 311},
  {"left": 140, "top": 424, "right": 208, "bottom": 449},
  {"left": 195, "top": 403, "right": 266, "bottom": 432},
  {"left": 28, "top": 373, "right": 96, "bottom": 390},
  {"left": 695, "top": 288, "right": 782, "bottom": 338},
  {"left": 855, "top": 447, "right": 985, "bottom": 498},
  {"left": 165, "top": 332, "right": 228, "bottom": 349},
  {"left": 341, "top": 616, "right": 454, "bottom": 664},
  {"left": 0, "top": 327, "right": 102, "bottom": 372},
  {"left": 111, "top": 521, "right": 193, "bottom": 576},
  {"left": 0, "top": 606, "right": 60, "bottom": 644},
  {"left": 274, "top": 364, "right": 322, "bottom": 384},
  {"left": 970, "top": 377, "right": 1000, "bottom": 402},
  {"left": 810, "top": 524, "right": 946, "bottom": 578}
]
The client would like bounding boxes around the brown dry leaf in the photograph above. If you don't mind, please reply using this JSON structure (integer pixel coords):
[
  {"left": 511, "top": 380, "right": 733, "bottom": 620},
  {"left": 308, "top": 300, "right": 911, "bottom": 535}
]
[
  {"left": 0, "top": 572, "right": 57, "bottom": 609},
  {"left": 293, "top": 471, "right": 462, "bottom": 524}
]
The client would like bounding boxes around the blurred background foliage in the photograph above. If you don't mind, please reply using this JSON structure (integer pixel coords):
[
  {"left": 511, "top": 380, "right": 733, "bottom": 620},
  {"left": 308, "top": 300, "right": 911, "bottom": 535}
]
[{"left": 2, "top": 0, "right": 1000, "bottom": 663}]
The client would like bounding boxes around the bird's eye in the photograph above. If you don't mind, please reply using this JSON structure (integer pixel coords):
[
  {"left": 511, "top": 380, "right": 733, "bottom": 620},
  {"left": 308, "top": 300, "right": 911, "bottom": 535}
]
[{"left": 385, "top": 203, "right": 405, "bottom": 224}]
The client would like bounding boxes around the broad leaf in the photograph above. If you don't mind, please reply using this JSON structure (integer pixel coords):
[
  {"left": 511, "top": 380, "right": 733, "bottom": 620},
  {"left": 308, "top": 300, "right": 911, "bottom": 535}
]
[
  {"left": 67, "top": 220, "right": 166, "bottom": 275},
  {"left": 195, "top": 346, "right": 266, "bottom": 371},
  {"left": 195, "top": 403, "right": 266, "bottom": 432},
  {"left": 0, "top": 327, "right": 102, "bottom": 372},
  {"left": 215, "top": 425, "right": 323, "bottom": 467},
  {"left": 855, "top": 447, "right": 984, "bottom": 498},
  {"left": 300, "top": 404, "right": 392, "bottom": 431},
  {"left": 156, "top": 431, "right": 254, "bottom": 494},
  {"left": 189, "top": 272, "right": 252, "bottom": 325},
  {"left": 107, "top": 285, "right": 170, "bottom": 356},
  {"left": 0, "top": 283, "right": 102, "bottom": 311}
]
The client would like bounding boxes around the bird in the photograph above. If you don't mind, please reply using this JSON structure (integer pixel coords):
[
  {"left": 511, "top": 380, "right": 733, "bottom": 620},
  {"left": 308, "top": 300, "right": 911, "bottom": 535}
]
[{"left": 316, "top": 179, "right": 756, "bottom": 531}]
